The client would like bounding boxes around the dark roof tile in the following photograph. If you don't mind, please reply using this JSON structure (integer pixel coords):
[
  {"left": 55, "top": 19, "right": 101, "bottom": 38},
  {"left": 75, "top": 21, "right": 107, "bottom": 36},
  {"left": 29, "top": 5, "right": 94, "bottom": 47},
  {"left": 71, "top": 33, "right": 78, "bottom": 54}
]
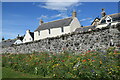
[{"left": 35, "top": 17, "right": 73, "bottom": 31}]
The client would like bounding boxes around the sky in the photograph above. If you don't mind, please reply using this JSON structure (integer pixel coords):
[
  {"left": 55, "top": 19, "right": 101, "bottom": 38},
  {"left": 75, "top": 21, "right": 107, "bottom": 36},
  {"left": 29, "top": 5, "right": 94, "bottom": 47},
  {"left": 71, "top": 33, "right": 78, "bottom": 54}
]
[{"left": 2, "top": 2, "right": 118, "bottom": 40}]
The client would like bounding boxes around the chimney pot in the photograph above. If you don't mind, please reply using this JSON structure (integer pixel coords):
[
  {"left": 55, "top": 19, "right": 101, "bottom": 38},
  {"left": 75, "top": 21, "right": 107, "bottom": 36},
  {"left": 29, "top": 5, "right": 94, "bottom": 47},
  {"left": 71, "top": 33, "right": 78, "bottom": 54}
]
[
  {"left": 72, "top": 10, "right": 77, "bottom": 18},
  {"left": 101, "top": 8, "right": 106, "bottom": 17},
  {"left": 39, "top": 19, "right": 44, "bottom": 25}
]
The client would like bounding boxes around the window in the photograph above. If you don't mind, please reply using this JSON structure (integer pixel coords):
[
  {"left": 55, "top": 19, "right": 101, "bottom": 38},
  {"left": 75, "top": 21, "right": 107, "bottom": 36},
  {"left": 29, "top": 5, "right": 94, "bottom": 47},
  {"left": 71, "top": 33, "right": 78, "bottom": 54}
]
[
  {"left": 24, "top": 39, "right": 26, "bottom": 41},
  {"left": 49, "top": 29, "right": 51, "bottom": 34},
  {"left": 106, "top": 16, "right": 112, "bottom": 23},
  {"left": 61, "top": 27, "right": 64, "bottom": 32},
  {"left": 29, "top": 38, "right": 31, "bottom": 40}
]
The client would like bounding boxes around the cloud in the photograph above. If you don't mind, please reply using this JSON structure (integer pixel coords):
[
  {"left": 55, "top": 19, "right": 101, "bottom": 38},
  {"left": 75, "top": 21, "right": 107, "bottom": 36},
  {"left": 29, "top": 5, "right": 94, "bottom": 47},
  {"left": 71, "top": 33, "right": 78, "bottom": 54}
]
[
  {"left": 90, "top": 19, "right": 94, "bottom": 23},
  {"left": 39, "top": 0, "right": 81, "bottom": 11},
  {"left": 80, "top": 18, "right": 92, "bottom": 22},
  {"left": 36, "top": 0, "right": 82, "bottom": 21},
  {"left": 37, "top": 13, "right": 68, "bottom": 21},
  {"left": 37, "top": 15, "right": 48, "bottom": 20}
]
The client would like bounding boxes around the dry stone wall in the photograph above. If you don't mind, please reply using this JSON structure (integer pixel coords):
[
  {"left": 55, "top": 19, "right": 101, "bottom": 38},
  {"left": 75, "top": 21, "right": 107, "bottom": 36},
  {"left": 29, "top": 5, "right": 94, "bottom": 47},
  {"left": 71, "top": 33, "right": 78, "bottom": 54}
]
[{"left": 2, "top": 25, "right": 120, "bottom": 54}]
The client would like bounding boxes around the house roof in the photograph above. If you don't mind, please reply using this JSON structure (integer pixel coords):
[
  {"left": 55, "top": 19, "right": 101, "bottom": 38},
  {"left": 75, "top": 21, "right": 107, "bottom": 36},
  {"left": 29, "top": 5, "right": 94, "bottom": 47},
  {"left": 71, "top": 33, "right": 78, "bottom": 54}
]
[
  {"left": 91, "top": 17, "right": 100, "bottom": 25},
  {"left": 29, "top": 32, "right": 34, "bottom": 39},
  {"left": 1, "top": 39, "right": 16, "bottom": 47},
  {"left": 75, "top": 26, "right": 95, "bottom": 32},
  {"left": 35, "top": 17, "right": 73, "bottom": 31},
  {"left": 100, "top": 13, "right": 120, "bottom": 24},
  {"left": 17, "top": 36, "right": 24, "bottom": 41}
]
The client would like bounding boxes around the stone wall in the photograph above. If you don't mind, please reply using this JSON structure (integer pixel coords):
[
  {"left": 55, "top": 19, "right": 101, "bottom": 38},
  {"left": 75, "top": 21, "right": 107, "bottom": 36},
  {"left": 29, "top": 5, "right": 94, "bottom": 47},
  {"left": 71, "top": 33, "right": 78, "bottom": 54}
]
[{"left": 2, "top": 24, "right": 120, "bottom": 54}]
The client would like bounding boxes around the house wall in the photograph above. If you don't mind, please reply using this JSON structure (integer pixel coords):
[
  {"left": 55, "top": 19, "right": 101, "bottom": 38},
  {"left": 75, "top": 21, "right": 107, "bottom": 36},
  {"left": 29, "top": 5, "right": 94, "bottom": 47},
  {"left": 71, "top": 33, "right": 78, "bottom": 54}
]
[
  {"left": 96, "top": 22, "right": 120, "bottom": 29},
  {"left": 70, "top": 17, "right": 81, "bottom": 32},
  {"left": 34, "top": 26, "right": 71, "bottom": 40},
  {"left": 23, "top": 30, "right": 33, "bottom": 43}
]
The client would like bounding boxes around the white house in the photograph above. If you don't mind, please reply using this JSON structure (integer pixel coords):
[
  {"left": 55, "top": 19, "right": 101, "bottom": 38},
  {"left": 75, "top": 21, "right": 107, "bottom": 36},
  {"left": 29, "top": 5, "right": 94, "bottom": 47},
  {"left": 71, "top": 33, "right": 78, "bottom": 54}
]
[
  {"left": 91, "top": 17, "right": 100, "bottom": 26},
  {"left": 34, "top": 11, "right": 81, "bottom": 41},
  {"left": 96, "top": 9, "right": 120, "bottom": 29},
  {"left": 14, "top": 39, "right": 23, "bottom": 44},
  {"left": 23, "top": 30, "right": 34, "bottom": 43},
  {"left": 14, "top": 35, "right": 24, "bottom": 44}
]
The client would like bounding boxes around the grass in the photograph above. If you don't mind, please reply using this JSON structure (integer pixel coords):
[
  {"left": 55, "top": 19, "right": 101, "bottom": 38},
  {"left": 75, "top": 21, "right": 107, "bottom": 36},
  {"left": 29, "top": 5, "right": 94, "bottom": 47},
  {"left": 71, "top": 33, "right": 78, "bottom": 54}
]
[{"left": 2, "top": 67, "right": 44, "bottom": 78}]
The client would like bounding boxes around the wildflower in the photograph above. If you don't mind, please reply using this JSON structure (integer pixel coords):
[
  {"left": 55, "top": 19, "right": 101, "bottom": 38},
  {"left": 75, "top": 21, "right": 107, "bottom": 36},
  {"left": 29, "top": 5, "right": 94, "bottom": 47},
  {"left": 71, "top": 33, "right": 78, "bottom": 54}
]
[
  {"left": 114, "top": 50, "right": 117, "bottom": 54},
  {"left": 52, "top": 64, "right": 60, "bottom": 68},
  {"left": 92, "top": 60, "right": 95, "bottom": 62},
  {"left": 53, "top": 74, "right": 56, "bottom": 77},
  {"left": 35, "top": 67, "right": 38, "bottom": 74},
  {"left": 61, "top": 60, "right": 65, "bottom": 62},
  {"left": 77, "top": 58, "right": 80, "bottom": 60},
  {"left": 99, "top": 61, "right": 102, "bottom": 64},
  {"left": 108, "top": 71, "right": 112, "bottom": 74},
  {"left": 91, "top": 70, "right": 95, "bottom": 73},
  {"left": 88, "top": 59, "right": 91, "bottom": 60},
  {"left": 82, "top": 60, "right": 86, "bottom": 62},
  {"left": 36, "top": 62, "right": 38, "bottom": 64},
  {"left": 73, "top": 68, "right": 77, "bottom": 70},
  {"left": 73, "top": 61, "right": 80, "bottom": 68},
  {"left": 86, "top": 50, "right": 91, "bottom": 53}
]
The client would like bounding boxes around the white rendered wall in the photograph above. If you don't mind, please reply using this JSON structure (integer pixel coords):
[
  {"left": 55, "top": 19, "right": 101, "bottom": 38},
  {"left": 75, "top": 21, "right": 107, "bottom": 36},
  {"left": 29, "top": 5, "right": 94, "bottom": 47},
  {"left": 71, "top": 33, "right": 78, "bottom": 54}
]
[
  {"left": 39, "top": 30, "right": 49, "bottom": 39},
  {"left": 34, "top": 26, "right": 71, "bottom": 40},
  {"left": 96, "top": 22, "right": 119, "bottom": 29},
  {"left": 70, "top": 17, "right": 81, "bottom": 32},
  {"left": 23, "top": 31, "right": 33, "bottom": 43},
  {"left": 34, "top": 31, "right": 39, "bottom": 41},
  {"left": 96, "top": 24, "right": 108, "bottom": 29}
]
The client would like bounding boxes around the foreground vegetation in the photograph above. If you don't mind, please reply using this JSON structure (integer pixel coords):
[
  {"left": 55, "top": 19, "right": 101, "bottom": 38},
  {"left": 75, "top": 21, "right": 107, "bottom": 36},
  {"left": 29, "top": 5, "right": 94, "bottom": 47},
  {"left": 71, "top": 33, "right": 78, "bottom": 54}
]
[
  {"left": 2, "top": 47, "right": 120, "bottom": 79},
  {"left": 2, "top": 67, "right": 44, "bottom": 78}
]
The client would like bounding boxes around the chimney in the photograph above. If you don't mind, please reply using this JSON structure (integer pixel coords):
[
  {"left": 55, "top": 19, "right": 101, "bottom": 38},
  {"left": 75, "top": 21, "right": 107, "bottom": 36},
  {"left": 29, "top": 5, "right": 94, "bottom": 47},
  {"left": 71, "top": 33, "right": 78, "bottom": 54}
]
[
  {"left": 39, "top": 19, "right": 44, "bottom": 25},
  {"left": 101, "top": 8, "right": 106, "bottom": 17},
  {"left": 2, "top": 37, "right": 5, "bottom": 41},
  {"left": 72, "top": 10, "right": 77, "bottom": 18},
  {"left": 17, "top": 34, "right": 20, "bottom": 39}
]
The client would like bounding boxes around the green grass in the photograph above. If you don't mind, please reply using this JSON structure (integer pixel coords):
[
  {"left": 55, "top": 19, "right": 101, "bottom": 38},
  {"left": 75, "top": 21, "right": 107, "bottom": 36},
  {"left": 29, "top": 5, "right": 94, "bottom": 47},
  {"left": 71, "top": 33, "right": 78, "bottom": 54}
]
[{"left": 2, "top": 67, "right": 45, "bottom": 78}]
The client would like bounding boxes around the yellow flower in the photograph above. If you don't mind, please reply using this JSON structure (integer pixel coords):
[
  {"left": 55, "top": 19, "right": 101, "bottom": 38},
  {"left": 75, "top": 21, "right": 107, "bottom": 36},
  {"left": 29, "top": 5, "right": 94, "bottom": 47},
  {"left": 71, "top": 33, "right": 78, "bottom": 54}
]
[
  {"left": 99, "top": 61, "right": 102, "bottom": 64},
  {"left": 108, "top": 71, "right": 112, "bottom": 74},
  {"left": 52, "top": 64, "right": 60, "bottom": 68},
  {"left": 77, "top": 58, "right": 80, "bottom": 60},
  {"left": 73, "top": 68, "right": 77, "bottom": 70},
  {"left": 70, "top": 63, "right": 73, "bottom": 64}
]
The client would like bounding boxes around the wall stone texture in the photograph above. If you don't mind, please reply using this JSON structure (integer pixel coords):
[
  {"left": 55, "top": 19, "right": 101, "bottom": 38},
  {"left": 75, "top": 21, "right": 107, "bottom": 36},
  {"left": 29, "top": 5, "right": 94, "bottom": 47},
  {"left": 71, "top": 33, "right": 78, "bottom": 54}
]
[{"left": 2, "top": 24, "right": 120, "bottom": 54}]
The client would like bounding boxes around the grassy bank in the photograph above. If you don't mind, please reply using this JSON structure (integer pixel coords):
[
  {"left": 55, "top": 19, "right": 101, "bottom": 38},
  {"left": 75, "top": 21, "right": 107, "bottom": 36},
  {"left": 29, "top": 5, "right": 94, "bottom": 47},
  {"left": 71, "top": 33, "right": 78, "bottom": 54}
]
[{"left": 2, "top": 47, "right": 120, "bottom": 79}]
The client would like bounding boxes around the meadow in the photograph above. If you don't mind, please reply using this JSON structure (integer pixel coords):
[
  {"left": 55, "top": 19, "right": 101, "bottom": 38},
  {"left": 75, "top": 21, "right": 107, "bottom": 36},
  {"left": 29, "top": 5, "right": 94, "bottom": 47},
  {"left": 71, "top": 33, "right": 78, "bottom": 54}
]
[{"left": 2, "top": 47, "right": 120, "bottom": 79}]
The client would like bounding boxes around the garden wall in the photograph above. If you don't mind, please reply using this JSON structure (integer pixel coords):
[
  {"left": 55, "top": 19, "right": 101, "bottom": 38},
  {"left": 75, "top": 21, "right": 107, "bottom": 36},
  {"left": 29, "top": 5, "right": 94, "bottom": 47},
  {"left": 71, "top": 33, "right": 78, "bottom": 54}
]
[{"left": 2, "top": 25, "right": 120, "bottom": 53}]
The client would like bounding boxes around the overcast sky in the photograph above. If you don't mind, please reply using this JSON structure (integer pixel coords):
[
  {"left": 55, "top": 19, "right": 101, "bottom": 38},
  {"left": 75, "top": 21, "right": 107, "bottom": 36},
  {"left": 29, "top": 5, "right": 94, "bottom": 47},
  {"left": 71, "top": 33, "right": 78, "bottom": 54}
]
[{"left": 2, "top": 2, "right": 118, "bottom": 39}]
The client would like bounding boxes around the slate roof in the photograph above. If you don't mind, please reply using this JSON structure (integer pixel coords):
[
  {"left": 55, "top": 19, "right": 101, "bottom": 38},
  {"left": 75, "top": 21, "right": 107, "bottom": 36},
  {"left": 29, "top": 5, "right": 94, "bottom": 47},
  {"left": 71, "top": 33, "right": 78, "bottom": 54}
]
[
  {"left": 29, "top": 32, "right": 34, "bottom": 40},
  {"left": 1, "top": 39, "right": 16, "bottom": 48},
  {"left": 75, "top": 26, "right": 96, "bottom": 32},
  {"left": 35, "top": 17, "right": 73, "bottom": 31},
  {"left": 100, "top": 13, "right": 120, "bottom": 24},
  {"left": 17, "top": 36, "right": 24, "bottom": 41},
  {"left": 91, "top": 17, "right": 100, "bottom": 25}
]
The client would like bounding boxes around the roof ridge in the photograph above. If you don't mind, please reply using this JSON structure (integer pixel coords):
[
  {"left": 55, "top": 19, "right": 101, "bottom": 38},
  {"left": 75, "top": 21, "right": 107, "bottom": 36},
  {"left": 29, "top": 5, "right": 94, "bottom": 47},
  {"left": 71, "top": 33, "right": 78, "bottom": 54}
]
[
  {"left": 41, "top": 17, "right": 72, "bottom": 25},
  {"left": 108, "top": 13, "right": 120, "bottom": 16}
]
